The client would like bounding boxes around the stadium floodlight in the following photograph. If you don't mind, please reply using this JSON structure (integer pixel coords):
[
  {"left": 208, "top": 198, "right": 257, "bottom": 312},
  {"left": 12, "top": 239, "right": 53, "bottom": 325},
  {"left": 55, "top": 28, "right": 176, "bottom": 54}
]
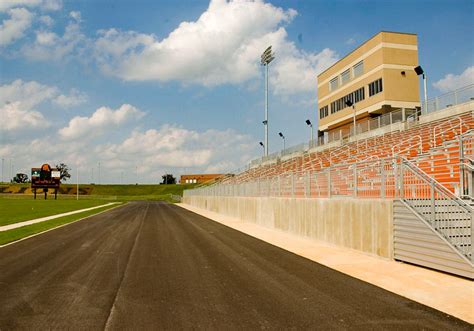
[
  {"left": 414, "top": 65, "right": 428, "bottom": 113},
  {"left": 278, "top": 132, "right": 286, "bottom": 150},
  {"left": 305, "top": 119, "right": 314, "bottom": 142},
  {"left": 261, "top": 45, "right": 275, "bottom": 157},
  {"left": 345, "top": 100, "right": 356, "bottom": 136}
]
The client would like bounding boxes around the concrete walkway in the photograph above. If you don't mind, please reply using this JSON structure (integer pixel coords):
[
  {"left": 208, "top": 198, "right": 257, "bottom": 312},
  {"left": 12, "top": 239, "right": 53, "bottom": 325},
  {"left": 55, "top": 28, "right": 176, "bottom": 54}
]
[
  {"left": 0, "top": 202, "right": 120, "bottom": 232},
  {"left": 177, "top": 203, "right": 474, "bottom": 324}
]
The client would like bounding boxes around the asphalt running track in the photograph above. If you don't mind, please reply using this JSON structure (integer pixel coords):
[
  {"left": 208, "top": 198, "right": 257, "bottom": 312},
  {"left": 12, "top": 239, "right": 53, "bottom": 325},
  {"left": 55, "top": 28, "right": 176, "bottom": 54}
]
[{"left": 0, "top": 201, "right": 470, "bottom": 330}]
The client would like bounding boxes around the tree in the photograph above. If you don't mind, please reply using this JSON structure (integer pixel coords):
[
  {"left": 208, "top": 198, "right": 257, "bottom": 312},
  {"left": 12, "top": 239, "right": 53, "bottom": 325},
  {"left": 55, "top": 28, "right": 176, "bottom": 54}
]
[
  {"left": 13, "top": 173, "right": 29, "bottom": 183},
  {"left": 55, "top": 163, "right": 71, "bottom": 182},
  {"left": 161, "top": 174, "right": 176, "bottom": 185}
]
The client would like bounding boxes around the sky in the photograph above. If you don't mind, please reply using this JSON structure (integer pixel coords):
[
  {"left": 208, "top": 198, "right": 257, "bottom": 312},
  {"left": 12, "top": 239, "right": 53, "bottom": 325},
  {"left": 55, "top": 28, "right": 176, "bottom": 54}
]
[{"left": 0, "top": 0, "right": 473, "bottom": 184}]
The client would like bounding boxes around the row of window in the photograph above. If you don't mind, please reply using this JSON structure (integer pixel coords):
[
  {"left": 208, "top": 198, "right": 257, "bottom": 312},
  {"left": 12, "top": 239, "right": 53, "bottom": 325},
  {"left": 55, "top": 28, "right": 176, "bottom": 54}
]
[
  {"left": 319, "top": 106, "right": 329, "bottom": 119},
  {"left": 184, "top": 179, "right": 198, "bottom": 183},
  {"left": 319, "top": 78, "right": 383, "bottom": 119},
  {"left": 368, "top": 78, "right": 383, "bottom": 96},
  {"left": 329, "top": 87, "right": 365, "bottom": 115},
  {"left": 329, "top": 60, "right": 364, "bottom": 91}
]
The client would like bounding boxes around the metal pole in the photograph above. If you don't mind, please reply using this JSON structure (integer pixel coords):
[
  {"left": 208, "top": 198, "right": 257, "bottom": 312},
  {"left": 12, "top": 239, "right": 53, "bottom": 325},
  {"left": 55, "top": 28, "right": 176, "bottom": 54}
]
[
  {"left": 265, "top": 64, "right": 269, "bottom": 157},
  {"left": 76, "top": 163, "right": 79, "bottom": 201},
  {"left": 283, "top": 137, "right": 285, "bottom": 150},
  {"left": 423, "top": 74, "right": 428, "bottom": 113},
  {"left": 98, "top": 161, "right": 101, "bottom": 185},
  {"left": 352, "top": 105, "right": 356, "bottom": 137},
  {"left": 1, "top": 158, "right": 3, "bottom": 183},
  {"left": 310, "top": 125, "right": 314, "bottom": 142}
]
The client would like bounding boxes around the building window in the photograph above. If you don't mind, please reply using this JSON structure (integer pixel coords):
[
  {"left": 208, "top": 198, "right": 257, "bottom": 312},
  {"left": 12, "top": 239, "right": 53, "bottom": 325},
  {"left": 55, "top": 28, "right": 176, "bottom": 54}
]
[
  {"left": 329, "top": 86, "right": 365, "bottom": 114},
  {"left": 329, "top": 77, "right": 339, "bottom": 91},
  {"left": 319, "top": 105, "right": 329, "bottom": 119},
  {"left": 368, "top": 78, "right": 383, "bottom": 96},
  {"left": 341, "top": 69, "right": 351, "bottom": 85},
  {"left": 353, "top": 61, "right": 364, "bottom": 78}
]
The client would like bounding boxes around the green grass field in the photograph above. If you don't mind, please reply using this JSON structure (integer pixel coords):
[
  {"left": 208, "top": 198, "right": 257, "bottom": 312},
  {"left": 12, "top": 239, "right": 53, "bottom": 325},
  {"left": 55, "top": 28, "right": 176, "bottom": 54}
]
[
  {"left": 0, "top": 203, "right": 122, "bottom": 246},
  {"left": 0, "top": 183, "right": 198, "bottom": 245},
  {"left": 0, "top": 198, "right": 112, "bottom": 227}
]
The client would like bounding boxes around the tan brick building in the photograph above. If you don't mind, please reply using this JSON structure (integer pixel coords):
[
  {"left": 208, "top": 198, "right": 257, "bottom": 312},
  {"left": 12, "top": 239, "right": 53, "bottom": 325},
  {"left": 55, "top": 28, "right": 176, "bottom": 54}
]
[
  {"left": 180, "top": 174, "right": 224, "bottom": 184},
  {"left": 317, "top": 31, "right": 420, "bottom": 139}
]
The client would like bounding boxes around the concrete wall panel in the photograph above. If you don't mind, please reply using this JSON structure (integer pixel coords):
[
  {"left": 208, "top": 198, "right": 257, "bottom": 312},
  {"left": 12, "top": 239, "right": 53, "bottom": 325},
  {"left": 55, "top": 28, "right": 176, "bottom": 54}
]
[{"left": 183, "top": 196, "right": 394, "bottom": 259}]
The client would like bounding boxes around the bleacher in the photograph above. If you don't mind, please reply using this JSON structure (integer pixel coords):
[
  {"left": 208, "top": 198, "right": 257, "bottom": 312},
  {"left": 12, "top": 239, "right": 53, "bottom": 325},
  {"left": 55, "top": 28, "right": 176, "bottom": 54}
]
[{"left": 224, "top": 110, "right": 473, "bottom": 198}]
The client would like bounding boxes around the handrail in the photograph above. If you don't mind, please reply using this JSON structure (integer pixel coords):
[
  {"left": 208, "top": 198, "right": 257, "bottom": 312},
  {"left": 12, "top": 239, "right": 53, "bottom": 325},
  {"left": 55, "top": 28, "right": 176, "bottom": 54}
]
[
  {"left": 432, "top": 116, "right": 467, "bottom": 147},
  {"left": 392, "top": 135, "right": 422, "bottom": 157},
  {"left": 399, "top": 157, "right": 473, "bottom": 261},
  {"left": 400, "top": 156, "right": 473, "bottom": 211}
]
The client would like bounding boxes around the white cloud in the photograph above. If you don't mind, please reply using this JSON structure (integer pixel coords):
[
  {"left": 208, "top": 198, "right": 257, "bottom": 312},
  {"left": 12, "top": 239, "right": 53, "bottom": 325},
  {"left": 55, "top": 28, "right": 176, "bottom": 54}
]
[
  {"left": 2, "top": 124, "right": 256, "bottom": 183},
  {"left": 69, "top": 10, "right": 81, "bottom": 22},
  {"left": 0, "top": 79, "right": 58, "bottom": 108},
  {"left": 94, "top": 0, "right": 337, "bottom": 95},
  {"left": 53, "top": 88, "right": 87, "bottom": 108},
  {"left": 0, "top": 101, "right": 48, "bottom": 131},
  {"left": 433, "top": 66, "right": 474, "bottom": 93},
  {"left": 38, "top": 15, "right": 53, "bottom": 27},
  {"left": 0, "top": 79, "right": 86, "bottom": 109},
  {"left": 22, "top": 14, "right": 86, "bottom": 60},
  {"left": 58, "top": 104, "right": 145, "bottom": 140},
  {"left": 0, "top": 0, "right": 62, "bottom": 12},
  {"left": 0, "top": 7, "right": 33, "bottom": 46}
]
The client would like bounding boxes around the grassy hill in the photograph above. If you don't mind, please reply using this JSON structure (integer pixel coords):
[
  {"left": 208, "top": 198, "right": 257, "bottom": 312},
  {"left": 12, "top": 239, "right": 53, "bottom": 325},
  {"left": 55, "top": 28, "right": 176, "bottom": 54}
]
[{"left": 0, "top": 183, "right": 197, "bottom": 202}]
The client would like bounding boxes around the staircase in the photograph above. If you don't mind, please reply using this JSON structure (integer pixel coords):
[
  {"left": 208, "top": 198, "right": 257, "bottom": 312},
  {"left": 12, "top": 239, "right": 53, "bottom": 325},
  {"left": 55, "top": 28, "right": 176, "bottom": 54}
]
[{"left": 394, "top": 159, "right": 474, "bottom": 278}]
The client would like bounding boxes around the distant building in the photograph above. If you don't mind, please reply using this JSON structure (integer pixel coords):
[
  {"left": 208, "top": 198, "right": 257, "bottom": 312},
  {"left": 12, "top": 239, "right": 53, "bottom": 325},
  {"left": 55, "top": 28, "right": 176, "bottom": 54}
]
[
  {"left": 317, "top": 31, "right": 420, "bottom": 140},
  {"left": 180, "top": 174, "right": 225, "bottom": 184}
]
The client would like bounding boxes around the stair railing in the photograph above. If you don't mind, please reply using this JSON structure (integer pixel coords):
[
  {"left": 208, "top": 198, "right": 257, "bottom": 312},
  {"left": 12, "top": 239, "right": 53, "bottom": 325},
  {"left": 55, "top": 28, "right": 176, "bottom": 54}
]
[{"left": 398, "top": 157, "right": 473, "bottom": 262}]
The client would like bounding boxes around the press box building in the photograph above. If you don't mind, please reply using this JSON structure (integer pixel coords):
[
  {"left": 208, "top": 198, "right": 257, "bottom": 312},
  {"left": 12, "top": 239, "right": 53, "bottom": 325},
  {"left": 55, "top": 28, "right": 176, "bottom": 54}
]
[{"left": 317, "top": 31, "right": 421, "bottom": 140}]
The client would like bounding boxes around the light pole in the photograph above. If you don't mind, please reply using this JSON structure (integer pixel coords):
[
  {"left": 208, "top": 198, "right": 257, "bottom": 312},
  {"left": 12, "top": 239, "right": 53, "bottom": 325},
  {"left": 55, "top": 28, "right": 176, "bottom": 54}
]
[
  {"left": 98, "top": 161, "right": 101, "bottom": 185},
  {"left": 278, "top": 132, "right": 286, "bottom": 150},
  {"left": 345, "top": 100, "right": 355, "bottom": 136},
  {"left": 76, "top": 163, "right": 79, "bottom": 201},
  {"left": 1, "top": 158, "right": 4, "bottom": 183},
  {"left": 414, "top": 66, "right": 428, "bottom": 113},
  {"left": 259, "top": 141, "right": 265, "bottom": 156},
  {"left": 261, "top": 45, "right": 275, "bottom": 157},
  {"left": 305, "top": 119, "right": 314, "bottom": 142}
]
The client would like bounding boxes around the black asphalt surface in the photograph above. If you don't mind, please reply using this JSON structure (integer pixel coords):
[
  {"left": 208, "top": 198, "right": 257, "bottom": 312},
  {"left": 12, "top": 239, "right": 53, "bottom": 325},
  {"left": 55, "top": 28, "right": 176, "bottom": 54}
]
[{"left": 0, "top": 201, "right": 470, "bottom": 330}]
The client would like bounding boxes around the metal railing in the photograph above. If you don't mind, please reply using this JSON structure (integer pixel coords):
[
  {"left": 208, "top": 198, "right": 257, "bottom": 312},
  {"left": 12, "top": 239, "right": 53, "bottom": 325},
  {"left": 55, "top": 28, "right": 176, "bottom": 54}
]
[
  {"left": 185, "top": 156, "right": 473, "bottom": 262},
  {"left": 399, "top": 158, "right": 473, "bottom": 261},
  {"left": 422, "top": 84, "right": 474, "bottom": 114}
]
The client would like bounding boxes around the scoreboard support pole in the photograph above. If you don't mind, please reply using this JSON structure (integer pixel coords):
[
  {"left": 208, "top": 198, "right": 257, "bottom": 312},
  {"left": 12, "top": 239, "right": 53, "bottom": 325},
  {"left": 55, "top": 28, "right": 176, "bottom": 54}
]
[
  {"left": 55, "top": 189, "right": 58, "bottom": 200},
  {"left": 33, "top": 188, "right": 36, "bottom": 200}
]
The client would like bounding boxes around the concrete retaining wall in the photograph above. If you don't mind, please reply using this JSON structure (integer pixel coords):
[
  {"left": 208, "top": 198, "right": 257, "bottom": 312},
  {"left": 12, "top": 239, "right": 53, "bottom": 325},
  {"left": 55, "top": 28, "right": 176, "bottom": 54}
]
[{"left": 183, "top": 196, "right": 393, "bottom": 259}]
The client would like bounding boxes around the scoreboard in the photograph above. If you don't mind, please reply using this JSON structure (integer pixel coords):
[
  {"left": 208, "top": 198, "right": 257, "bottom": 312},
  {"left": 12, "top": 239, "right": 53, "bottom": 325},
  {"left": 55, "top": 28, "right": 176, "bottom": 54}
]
[{"left": 31, "top": 164, "right": 60, "bottom": 199}]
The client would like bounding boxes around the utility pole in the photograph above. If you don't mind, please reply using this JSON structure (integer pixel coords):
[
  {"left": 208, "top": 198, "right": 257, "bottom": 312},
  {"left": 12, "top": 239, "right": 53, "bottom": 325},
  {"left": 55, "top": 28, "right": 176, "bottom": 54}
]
[
  {"left": 1, "top": 158, "right": 4, "bottom": 183},
  {"left": 98, "top": 161, "right": 101, "bottom": 185}
]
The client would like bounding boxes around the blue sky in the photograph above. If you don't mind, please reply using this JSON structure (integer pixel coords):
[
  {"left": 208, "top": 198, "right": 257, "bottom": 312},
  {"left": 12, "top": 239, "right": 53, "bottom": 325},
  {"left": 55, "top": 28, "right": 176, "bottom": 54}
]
[{"left": 0, "top": 0, "right": 473, "bottom": 183}]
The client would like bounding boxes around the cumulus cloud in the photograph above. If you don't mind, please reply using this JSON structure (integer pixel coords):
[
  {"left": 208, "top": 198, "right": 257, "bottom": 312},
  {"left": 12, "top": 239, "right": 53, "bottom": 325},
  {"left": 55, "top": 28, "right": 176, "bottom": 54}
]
[
  {"left": 94, "top": 0, "right": 337, "bottom": 95},
  {"left": 433, "top": 66, "right": 474, "bottom": 93},
  {"left": 2, "top": 124, "right": 256, "bottom": 183},
  {"left": 94, "top": 124, "right": 255, "bottom": 172},
  {"left": 22, "top": 12, "right": 86, "bottom": 60},
  {"left": 0, "top": 101, "right": 48, "bottom": 131},
  {"left": 0, "top": 0, "right": 62, "bottom": 12},
  {"left": 0, "top": 79, "right": 87, "bottom": 134},
  {"left": 58, "top": 104, "right": 145, "bottom": 140},
  {"left": 0, "top": 79, "right": 86, "bottom": 109},
  {"left": 0, "top": 7, "right": 33, "bottom": 46},
  {"left": 52, "top": 88, "right": 87, "bottom": 108}
]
